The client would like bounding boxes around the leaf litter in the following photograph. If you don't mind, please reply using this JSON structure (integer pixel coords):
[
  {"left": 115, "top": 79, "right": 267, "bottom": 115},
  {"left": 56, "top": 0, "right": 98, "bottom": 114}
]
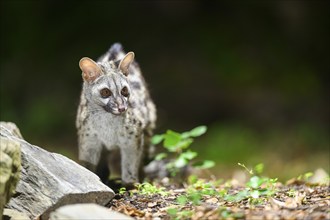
[
  {"left": 108, "top": 126, "right": 329, "bottom": 219},
  {"left": 108, "top": 178, "right": 329, "bottom": 220}
]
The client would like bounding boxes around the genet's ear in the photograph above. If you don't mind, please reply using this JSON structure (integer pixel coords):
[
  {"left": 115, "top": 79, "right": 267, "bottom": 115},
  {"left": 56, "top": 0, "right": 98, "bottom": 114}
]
[
  {"left": 79, "top": 57, "right": 102, "bottom": 83},
  {"left": 118, "top": 52, "right": 134, "bottom": 76}
]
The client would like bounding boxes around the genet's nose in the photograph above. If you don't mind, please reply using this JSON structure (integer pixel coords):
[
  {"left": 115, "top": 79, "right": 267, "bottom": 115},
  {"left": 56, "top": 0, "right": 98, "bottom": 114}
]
[{"left": 118, "top": 106, "right": 126, "bottom": 113}]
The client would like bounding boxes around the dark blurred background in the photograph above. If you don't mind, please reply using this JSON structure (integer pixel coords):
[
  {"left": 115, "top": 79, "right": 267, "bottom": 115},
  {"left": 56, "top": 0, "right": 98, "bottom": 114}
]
[{"left": 1, "top": 1, "right": 329, "bottom": 180}]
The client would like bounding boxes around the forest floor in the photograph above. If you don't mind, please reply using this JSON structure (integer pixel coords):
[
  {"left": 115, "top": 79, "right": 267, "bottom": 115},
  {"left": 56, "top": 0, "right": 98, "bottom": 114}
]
[{"left": 108, "top": 177, "right": 329, "bottom": 220}]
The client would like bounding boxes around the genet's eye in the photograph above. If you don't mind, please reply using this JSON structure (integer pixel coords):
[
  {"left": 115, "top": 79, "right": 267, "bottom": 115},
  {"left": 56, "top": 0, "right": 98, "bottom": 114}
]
[
  {"left": 121, "top": 86, "right": 129, "bottom": 97},
  {"left": 100, "top": 88, "right": 112, "bottom": 98}
]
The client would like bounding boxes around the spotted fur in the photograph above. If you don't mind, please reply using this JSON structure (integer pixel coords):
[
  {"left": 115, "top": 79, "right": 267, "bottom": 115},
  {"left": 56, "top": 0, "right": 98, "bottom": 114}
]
[{"left": 76, "top": 43, "right": 156, "bottom": 184}]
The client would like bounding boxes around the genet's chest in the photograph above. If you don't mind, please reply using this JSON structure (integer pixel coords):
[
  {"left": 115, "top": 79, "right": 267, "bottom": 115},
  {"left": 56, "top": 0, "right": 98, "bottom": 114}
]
[{"left": 89, "top": 109, "right": 142, "bottom": 146}]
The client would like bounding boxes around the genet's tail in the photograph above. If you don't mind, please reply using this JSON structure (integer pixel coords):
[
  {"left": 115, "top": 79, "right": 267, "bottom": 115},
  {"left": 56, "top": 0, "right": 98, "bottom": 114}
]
[{"left": 97, "top": 43, "right": 126, "bottom": 63}]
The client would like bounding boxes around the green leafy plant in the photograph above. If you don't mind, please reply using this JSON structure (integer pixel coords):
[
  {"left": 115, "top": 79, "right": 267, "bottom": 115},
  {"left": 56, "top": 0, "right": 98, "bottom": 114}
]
[
  {"left": 134, "top": 182, "right": 168, "bottom": 196},
  {"left": 297, "top": 172, "right": 313, "bottom": 182},
  {"left": 168, "top": 178, "right": 228, "bottom": 219},
  {"left": 218, "top": 207, "right": 245, "bottom": 219},
  {"left": 286, "top": 188, "right": 297, "bottom": 197},
  {"left": 175, "top": 178, "right": 220, "bottom": 206},
  {"left": 152, "top": 126, "right": 215, "bottom": 176},
  {"left": 167, "top": 208, "right": 193, "bottom": 220},
  {"left": 224, "top": 163, "right": 278, "bottom": 204},
  {"left": 118, "top": 187, "right": 127, "bottom": 195}
]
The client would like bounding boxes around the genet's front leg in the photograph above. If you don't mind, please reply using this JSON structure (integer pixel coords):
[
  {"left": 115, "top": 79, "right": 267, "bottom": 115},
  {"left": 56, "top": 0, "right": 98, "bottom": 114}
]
[
  {"left": 78, "top": 134, "right": 109, "bottom": 181},
  {"left": 120, "top": 136, "right": 144, "bottom": 185}
]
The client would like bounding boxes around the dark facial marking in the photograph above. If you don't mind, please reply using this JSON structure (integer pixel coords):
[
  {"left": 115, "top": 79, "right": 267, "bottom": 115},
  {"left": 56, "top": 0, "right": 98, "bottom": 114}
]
[
  {"left": 102, "top": 104, "right": 112, "bottom": 113},
  {"left": 130, "top": 81, "right": 141, "bottom": 90}
]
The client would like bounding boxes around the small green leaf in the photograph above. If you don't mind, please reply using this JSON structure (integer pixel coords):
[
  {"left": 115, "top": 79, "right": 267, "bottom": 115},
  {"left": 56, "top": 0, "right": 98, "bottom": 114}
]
[
  {"left": 298, "top": 172, "right": 313, "bottom": 181},
  {"left": 188, "top": 192, "right": 202, "bottom": 205},
  {"left": 136, "top": 182, "right": 168, "bottom": 196},
  {"left": 174, "top": 156, "right": 187, "bottom": 168},
  {"left": 164, "top": 145, "right": 178, "bottom": 152},
  {"left": 151, "top": 134, "right": 164, "bottom": 145},
  {"left": 119, "top": 187, "right": 126, "bottom": 195},
  {"left": 218, "top": 188, "right": 227, "bottom": 197},
  {"left": 189, "top": 126, "right": 207, "bottom": 137},
  {"left": 220, "top": 209, "right": 233, "bottom": 218},
  {"left": 175, "top": 138, "right": 193, "bottom": 150},
  {"left": 224, "top": 190, "right": 249, "bottom": 202},
  {"left": 251, "top": 190, "right": 260, "bottom": 199},
  {"left": 247, "top": 176, "right": 262, "bottom": 189},
  {"left": 164, "top": 130, "right": 182, "bottom": 148},
  {"left": 181, "top": 150, "right": 197, "bottom": 160},
  {"left": 180, "top": 131, "right": 190, "bottom": 139},
  {"left": 188, "top": 175, "right": 198, "bottom": 184},
  {"left": 177, "top": 195, "right": 188, "bottom": 205},
  {"left": 179, "top": 210, "right": 193, "bottom": 218},
  {"left": 155, "top": 152, "right": 167, "bottom": 160},
  {"left": 201, "top": 188, "right": 218, "bottom": 196},
  {"left": 193, "top": 160, "right": 215, "bottom": 169},
  {"left": 270, "top": 178, "right": 278, "bottom": 184},
  {"left": 304, "top": 172, "right": 313, "bottom": 179},
  {"left": 254, "top": 163, "right": 264, "bottom": 175},
  {"left": 164, "top": 138, "right": 194, "bottom": 153},
  {"left": 167, "top": 208, "right": 178, "bottom": 216}
]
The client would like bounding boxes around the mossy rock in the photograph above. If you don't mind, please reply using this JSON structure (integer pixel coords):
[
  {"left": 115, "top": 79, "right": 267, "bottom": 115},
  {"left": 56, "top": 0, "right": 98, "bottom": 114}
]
[{"left": 0, "top": 136, "right": 21, "bottom": 219}]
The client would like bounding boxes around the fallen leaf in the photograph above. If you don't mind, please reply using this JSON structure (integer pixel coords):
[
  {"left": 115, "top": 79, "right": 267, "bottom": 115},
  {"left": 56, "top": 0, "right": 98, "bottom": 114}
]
[
  {"left": 205, "top": 197, "right": 218, "bottom": 204},
  {"left": 147, "top": 202, "right": 157, "bottom": 208}
]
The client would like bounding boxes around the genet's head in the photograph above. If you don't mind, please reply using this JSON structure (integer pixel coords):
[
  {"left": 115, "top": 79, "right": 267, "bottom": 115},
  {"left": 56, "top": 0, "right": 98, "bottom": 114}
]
[{"left": 79, "top": 52, "right": 134, "bottom": 115}]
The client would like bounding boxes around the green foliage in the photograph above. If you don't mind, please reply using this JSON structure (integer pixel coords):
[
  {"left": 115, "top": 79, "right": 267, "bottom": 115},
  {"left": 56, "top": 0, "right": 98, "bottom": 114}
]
[
  {"left": 297, "top": 172, "right": 313, "bottom": 182},
  {"left": 175, "top": 178, "right": 220, "bottom": 206},
  {"left": 286, "top": 188, "right": 297, "bottom": 197},
  {"left": 118, "top": 161, "right": 319, "bottom": 219},
  {"left": 133, "top": 163, "right": 278, "bottom": 205},
  {"left": 187, "top": 174, "right": 199, "bottom": 185},
  {"left": 167, "top": 208, "right": 193, "bottom": 220},
  {"left": 193, "top": 160, "right": 216, "bottom": 169},
  {"left": 119, "top": 187, "right": 126, "bottom": 195},
  {"left": 254, "top": 163, "right": 264, "bottom": 175},
  {"left": 218, "top": 207, "right": 244, "bottom": 219},
  {"left": 152, "top": 126, "right": 214, "bottom": 176},
  {"left": 134, "top": 182, "right": 168, "bottom": 196},
  {"left": 224, "top": 163, "right": 278, "bottom": 204},
  {"left": 237, "top": 162, "right": 254, "bottom": 175},
  {"left": 237, "top": 162, "right": 264, "bottom": 176}
]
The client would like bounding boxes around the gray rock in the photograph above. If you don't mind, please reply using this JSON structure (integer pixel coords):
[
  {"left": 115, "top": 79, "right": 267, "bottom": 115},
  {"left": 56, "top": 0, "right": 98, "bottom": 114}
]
[
  {"left": 0, "top": 122, "right": 23, "bottom": 139},
  {"left": 1, "top": 123, "right": 115, "bottom": 220},
  {"left": 50, "top": 203, "right": 134, "bottom": 220},
  {"left": 0, "top": 135, "right": 21, "bottom": 220},
  {"left": 3, "top": 208, "right": 30, "bottom": 220}
]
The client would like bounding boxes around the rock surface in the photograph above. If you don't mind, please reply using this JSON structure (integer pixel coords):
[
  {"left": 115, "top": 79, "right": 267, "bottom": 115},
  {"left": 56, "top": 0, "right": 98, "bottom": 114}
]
[
  {"left": 1, "top": 122, "right": 115, "bottom": 220},
  {"left": 0, "top": 122, "right": 23, "bottom": 139},
  {"left": 49, "top": 203, "right": 134, "bottom": 220},
  {"left": 0, "top": 130, "right": 21, "bottom": 220},
  {"left": 3, "top": 208, "right": 30, "bottom": 220}
]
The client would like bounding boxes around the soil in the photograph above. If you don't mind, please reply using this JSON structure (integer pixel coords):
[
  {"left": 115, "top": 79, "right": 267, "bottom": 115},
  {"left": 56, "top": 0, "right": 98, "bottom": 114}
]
[{"left": 108, "top": 179, "right": 330, "bottom": 220}]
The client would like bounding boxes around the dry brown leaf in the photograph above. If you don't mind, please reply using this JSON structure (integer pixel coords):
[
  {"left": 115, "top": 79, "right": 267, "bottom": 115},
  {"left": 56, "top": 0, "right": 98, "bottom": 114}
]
[
  {"left": 147, "top": 202, "right": 157, "bottom": 208},
  {"left": 205, "top": 197, "right": 218, "bottom": 204}
]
